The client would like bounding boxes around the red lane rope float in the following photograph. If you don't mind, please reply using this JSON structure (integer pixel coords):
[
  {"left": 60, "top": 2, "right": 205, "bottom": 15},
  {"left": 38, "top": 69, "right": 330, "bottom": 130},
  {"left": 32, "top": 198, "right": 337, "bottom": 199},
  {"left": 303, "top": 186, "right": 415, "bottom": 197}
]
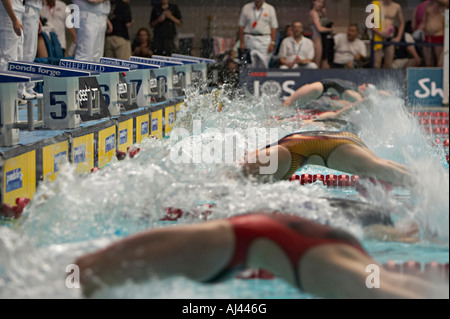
[
  {"left": 289, "top": 174, "right": 395, "bottom": 197},
  {"left": 415, "top": 111, "right": 449, "bottom": 118},
  {"left": 290, "top": 173, "right": 361, "bottom": 187},
  {"left": 382, "top": 260, "right": 449, "bottom": 281},
  {"left": 419, "top": 118, "right": 450, "bottom": 126},
  {"left": 0, "top": 197, "right": 31, "bottom": 219},
  {"left": 160, "top": 204, "right": 215, "bottom": 221},
  {"left": 235, "top": 268, "right": 275, "bottom": 280}
]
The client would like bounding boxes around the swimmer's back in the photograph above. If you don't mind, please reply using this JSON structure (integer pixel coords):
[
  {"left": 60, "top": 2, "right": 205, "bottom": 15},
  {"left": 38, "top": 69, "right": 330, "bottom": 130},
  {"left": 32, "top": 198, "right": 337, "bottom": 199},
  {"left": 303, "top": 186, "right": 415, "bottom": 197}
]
[{"left": 320, "top": 79, "right": 358, "bottom": 96}]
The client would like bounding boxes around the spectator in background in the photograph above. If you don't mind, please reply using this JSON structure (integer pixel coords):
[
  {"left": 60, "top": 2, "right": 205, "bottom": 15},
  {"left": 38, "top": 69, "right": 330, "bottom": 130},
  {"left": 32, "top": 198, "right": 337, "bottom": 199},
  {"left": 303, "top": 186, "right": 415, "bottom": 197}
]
[
  {"left": 132, "top": 27, "right": 153, "bottom": 58},
  {"left": 332, "top": 23, "right": 368, "bottom": 69},
  {"left": 104, "top": 0, "right": 133, "bottom": 60},
  {"left": 149, "top": 0, "right": 182, "bottom": 56},
  {"left": 278, "top": 21, "right": 317, "bottom": 69},
  {"left": 372, "top": 0, "right": 405, "bottom": 69},
  {"left": 392, "top": 26, "right": 421, "bottom": 69},
  {"left": 418, "top": 0, "right": 448, "bottom": 67},
  {"left": 73, "top": 0, "right": 111, "bottom": 62},
  {"left": 40, "top": 0, "right": 78, "bottom": 57},
  {"left": 17, "top": 0, "right": 42, "bottom": 100},
  {"left": 274, "top": 24, "right": 293, "bottom": 56},
  {"left": 309, "top": 0, "right": 333, "bottom": 69},
  {"left": 270, "top": 24, "right": 293, "bottom": 67},
  {"left": 238, "top": 0, "right": 278, "bottom": 69},
  {"left": 412, "top": 0, "right": 430, "bottom": 32},
  {"left": 410, "top": 1, "right": 430, "bottom": 61}
]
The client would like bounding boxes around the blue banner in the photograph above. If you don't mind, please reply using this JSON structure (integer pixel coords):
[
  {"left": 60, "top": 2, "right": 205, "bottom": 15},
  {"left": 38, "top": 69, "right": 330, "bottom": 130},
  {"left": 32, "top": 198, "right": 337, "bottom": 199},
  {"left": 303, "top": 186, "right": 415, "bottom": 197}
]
[
  {"left": 172, "top": 54, "right": 215, "bottom": 63},
  {"left": 60, "top": 59, "right": 129, "bottom": 73},
  {"left": 141, "top": 121, "right": 148, "bottom": 136},
  {"left": 8, "top": 62, "right": 95, "bottom": 77},
  {"left": 239, "top": 68, "right": 406, "bottom": 101},
  {"left": 151, "top": 55, "right": 198, "bottom": 64},
  {"left": 99, "top": 58, "right": 160, "bottom": 70},
  {"left": 407, "top": 68, "right": 444, "bottom": 106},
  {"left": 5, "top": 168, "right": 22, "bottom": 193},
  {"left": 0, "top": 71, "right": 43, "bottom": 83},
  {"left": 130, "top": 56, "right": 183, "bottom": 67}
]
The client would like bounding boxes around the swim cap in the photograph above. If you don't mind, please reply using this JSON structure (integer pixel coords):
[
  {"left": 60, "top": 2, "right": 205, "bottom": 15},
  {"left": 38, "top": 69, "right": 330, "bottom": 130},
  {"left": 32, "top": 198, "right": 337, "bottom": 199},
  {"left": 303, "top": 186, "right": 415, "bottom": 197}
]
[{"left": 362, "top": 83, "right": 377, "bottom": 97}]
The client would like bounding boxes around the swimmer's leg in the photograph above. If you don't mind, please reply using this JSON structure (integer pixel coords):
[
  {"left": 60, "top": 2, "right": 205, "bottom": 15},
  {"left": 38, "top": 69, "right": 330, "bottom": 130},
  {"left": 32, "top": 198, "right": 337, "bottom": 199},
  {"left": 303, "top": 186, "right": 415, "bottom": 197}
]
[
  {"left": 75, "top": 220, "right": 234, "bottom": 297},
  {"left": 327, "top": 144, "right": 414, "bottom": 187},
  {"left": 299, "top": 244, "right": 436, "bottom": 298},
  {"left": 282, "top": 82, "right": 324, "bottom": 107},
  {"left": 241, "top": 145, "right": 292, "bottom": 181}
]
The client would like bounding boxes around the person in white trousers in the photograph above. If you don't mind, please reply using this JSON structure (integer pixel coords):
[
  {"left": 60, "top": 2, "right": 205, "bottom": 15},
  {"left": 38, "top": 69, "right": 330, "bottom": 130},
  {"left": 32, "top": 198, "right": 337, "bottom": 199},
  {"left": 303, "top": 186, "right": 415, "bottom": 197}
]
[
  {"left": 1, "top": 0, "right": 25, "bottom": 104},
  {"left": 238, "top": 0, "right": 278, "bottom": 69},
  {"left": 0, "top": 0, "right": 24, "bottom": 72},
  {"left": 17, "top": 0, "right": 43, "bottom": 100},
  {"left": 72, "top": 0, "right": 111, "bottom": 62}
]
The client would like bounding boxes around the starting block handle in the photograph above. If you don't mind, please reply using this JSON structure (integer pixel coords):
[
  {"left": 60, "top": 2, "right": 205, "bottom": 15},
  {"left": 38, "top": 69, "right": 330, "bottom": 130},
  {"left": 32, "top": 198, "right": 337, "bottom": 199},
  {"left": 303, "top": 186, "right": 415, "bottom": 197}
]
[
  {"left": 27, "top": 101, "right": 34, "bottom": 131},
  {"left": 74, "top": 89, "right": 101, "bottom": 116},
  {"left": 158, "top": 77, "right": 166, "bottom": 98},
  {"left": 127, "top": 82, "right": 137, "bottom": 106}
]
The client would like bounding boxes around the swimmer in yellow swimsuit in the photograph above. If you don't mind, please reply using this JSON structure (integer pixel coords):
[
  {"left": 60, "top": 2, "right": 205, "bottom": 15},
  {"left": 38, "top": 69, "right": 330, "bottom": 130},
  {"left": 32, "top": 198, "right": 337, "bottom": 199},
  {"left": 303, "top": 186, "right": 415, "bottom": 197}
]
[{"left": 242, "top": 130, "right": 414, "bottom": 187}]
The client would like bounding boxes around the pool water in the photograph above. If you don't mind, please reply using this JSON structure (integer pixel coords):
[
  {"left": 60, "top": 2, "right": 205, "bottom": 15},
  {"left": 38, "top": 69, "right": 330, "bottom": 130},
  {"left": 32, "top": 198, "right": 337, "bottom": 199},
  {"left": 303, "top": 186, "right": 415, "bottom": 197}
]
[{"left": 0, "top": 84, "right": 448, "bottom": 299}]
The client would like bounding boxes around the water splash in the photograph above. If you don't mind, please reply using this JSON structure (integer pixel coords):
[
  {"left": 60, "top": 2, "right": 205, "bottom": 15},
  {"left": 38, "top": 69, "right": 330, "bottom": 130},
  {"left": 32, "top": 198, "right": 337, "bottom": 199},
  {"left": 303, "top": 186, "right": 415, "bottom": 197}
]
[{"left": 1, "top": 81, "right": 448, "bottom": 298}]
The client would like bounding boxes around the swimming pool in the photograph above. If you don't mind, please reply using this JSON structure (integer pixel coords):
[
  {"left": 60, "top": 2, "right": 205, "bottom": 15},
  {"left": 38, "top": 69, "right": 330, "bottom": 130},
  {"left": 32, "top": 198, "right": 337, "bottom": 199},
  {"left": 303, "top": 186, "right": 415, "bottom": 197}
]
[{"left": 0, "top": 84, "right": 448, "bottom": 299}]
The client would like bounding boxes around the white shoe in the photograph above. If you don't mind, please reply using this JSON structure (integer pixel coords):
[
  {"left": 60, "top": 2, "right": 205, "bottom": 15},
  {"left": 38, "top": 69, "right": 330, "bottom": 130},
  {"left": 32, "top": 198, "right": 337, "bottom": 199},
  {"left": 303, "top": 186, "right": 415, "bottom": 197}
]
[
  {"left": 27, "top": 90, "right": 43, "bottom": 99},
  {"left": 20, "top": 91, "right": 36, "bottom": 100},
  {"left": 18, "top": 98, "right": 27, "bottom": 106}
]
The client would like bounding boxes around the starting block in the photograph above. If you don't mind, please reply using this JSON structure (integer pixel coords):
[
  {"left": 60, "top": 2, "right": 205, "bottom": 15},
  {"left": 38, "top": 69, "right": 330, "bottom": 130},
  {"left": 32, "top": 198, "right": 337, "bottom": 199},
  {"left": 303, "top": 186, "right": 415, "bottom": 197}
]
[
  {"left": 130, "top": 56, "right": 184, "bottom": 100},
  {"left": 99, "top": 57, "right": 163, "bottom": 106},
  {"left": 59, "top": 59, "right": 133, "bottom": 116},
  {"left": 0, "top": 71, "right": 43, "bottom": 146},
  {"left": 151, "top": 55, "right": 197, "bottom": 92},
  {"left": 7, "top": 61, "right": 101, "bottom": 130},
  {"left": 171, "top": 54, "right": 215, "bottom": 86}
]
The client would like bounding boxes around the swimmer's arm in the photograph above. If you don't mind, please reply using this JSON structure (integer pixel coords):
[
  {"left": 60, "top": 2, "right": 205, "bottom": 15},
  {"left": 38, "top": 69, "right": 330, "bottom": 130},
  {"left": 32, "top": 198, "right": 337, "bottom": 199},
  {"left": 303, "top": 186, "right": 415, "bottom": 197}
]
[
  {"left": 316, "top": 98, "right": 370, "bottom": 120},
  {"left": 363, "top": 223, "right": 419, "bottom": 243},
  {"left": 377, "top": 90, "right": 391, "bottom": 97},
  {"left": 342, "top": 90, "right": 364, "bottom": 103}
]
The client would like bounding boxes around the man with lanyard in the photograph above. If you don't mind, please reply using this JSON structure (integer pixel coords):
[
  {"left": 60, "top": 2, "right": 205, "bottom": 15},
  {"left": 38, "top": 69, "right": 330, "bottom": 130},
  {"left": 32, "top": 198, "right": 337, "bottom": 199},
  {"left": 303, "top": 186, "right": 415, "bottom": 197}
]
[
  {"left": 278, "top": 21, "right": 317, "bottom": 69},
  {"left": 238, "top": 0, "right": 278, "bottom": 69}
]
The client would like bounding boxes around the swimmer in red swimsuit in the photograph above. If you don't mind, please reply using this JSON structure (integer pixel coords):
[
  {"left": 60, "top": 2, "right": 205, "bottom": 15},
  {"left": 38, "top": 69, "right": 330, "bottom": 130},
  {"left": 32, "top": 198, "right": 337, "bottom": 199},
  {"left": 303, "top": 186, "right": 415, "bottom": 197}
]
[
  {"left": 74, "top": 212, "right": 448, "bottom": 298},
  {"left": 241, "top": 131, "right": 414, "bottom": 187}
]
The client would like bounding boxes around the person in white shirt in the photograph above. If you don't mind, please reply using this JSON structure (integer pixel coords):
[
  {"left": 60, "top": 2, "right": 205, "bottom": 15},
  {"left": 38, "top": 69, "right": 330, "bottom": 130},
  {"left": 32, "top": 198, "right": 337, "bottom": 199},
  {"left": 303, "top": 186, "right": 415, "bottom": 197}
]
[
  {"left": 40, "top": 0, "right": 77, "bottom": 55},
  {"left": 278, "top": 21, "right": 317, "bottom": 69},
  {"left": 72, "top": 0, "right": 110, "bottom": 62},
  {"left": 238, "top": 0, "right": 278, "bottom": 69},
  {"left": 332, "top": 24, "right": 368, "bottom": 69}
]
